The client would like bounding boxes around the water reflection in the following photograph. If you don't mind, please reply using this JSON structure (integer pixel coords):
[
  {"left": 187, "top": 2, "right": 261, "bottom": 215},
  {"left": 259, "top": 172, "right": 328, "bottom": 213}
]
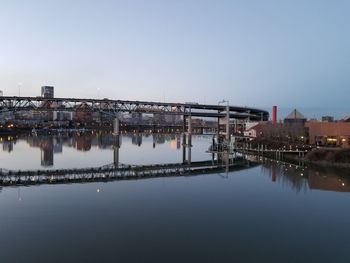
[
  {"left": 1, "top": 133, "right": 350, "bottom": 194},
  {"left": 1, "top": 137, "right": 350, "bottom": 263},
  {"left": 258, "top": 158, "right": 350, "bottom": 193},
  {"left": 0, "top": 132, "right": 186, "bottom": 168}
]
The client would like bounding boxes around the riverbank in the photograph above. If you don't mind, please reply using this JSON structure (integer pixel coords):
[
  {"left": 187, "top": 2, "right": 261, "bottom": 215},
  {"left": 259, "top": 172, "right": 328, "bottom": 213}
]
[{"left": 249, "top": 138, "right": 350, "bottom": 168}]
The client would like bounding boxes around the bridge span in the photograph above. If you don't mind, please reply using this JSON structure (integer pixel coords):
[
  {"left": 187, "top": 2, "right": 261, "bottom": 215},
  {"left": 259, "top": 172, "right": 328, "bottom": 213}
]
[{"left": 0, "top": 96, "right": 268, "bottom": 121}]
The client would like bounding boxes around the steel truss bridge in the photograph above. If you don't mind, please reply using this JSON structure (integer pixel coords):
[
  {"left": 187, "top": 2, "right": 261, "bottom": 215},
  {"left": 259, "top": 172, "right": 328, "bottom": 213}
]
[
  {"left": 0, "top": 158, "right": 256, "bottom": 186},
  {"left": 0, "top": 96, "right": 269, "bottom": 121}
]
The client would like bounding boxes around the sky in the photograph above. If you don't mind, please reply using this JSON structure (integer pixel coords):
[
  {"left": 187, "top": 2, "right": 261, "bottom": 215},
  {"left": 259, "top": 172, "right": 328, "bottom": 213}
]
[{"left": 0, "top": 0, "right": 349, "bottom": 118}]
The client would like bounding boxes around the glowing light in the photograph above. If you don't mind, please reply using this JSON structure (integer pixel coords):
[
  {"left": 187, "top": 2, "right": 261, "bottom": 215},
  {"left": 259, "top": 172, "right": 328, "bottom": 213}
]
[{"left": 97, "top": 188, "right": 100, "bottom": 193}]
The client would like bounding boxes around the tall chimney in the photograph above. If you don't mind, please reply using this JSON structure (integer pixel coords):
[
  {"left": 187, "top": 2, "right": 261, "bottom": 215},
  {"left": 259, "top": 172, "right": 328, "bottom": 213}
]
[{"left": 272, "top": 106, "right": 277, "bottom": 125}]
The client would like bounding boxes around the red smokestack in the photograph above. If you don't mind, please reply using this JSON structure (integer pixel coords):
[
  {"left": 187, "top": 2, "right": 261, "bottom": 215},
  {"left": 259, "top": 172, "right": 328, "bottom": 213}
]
[{"left": 272, "top": 106, "right": 277, "bottom": 125}]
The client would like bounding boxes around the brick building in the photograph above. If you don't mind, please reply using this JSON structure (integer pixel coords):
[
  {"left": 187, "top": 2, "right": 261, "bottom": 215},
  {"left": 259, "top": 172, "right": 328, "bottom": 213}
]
[{"left": 305, "top": 122, "right": 350, "bottom": 147}]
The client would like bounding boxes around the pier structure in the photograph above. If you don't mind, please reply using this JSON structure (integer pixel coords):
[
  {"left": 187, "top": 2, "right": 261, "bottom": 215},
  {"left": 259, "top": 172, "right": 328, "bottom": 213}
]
[{"left": 215, "top": 139, "right": 307, "bottom": 160}]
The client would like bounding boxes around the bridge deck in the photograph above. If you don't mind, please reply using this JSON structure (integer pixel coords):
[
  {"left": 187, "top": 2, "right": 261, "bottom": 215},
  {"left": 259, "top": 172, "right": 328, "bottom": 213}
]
[{"left": 0, "top": 96, "right": 269, "bottom": 121}]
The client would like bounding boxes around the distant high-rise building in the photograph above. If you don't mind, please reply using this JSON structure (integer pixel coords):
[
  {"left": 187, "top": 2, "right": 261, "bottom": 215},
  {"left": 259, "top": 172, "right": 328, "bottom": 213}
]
[
  {"left": 322, "top": 116, "right": 334, "bottom": 122},
  {"left": 41, "top": 86, "right": 54, "bottom": 98},
  {"left": 0, "top": 90, "right": 3, "bottom": 96}
]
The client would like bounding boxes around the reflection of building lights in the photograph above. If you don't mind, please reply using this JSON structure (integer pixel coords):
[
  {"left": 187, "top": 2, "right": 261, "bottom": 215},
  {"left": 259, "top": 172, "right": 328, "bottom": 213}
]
[
  {"left": 326, "top": 138, "right": 337, "bottom": 142},
  {"left": 170, "top": 140, "right": 177, "bottom": 150},
  {"left": 97, "top": 188, "right": 100, "bottom": 193}
]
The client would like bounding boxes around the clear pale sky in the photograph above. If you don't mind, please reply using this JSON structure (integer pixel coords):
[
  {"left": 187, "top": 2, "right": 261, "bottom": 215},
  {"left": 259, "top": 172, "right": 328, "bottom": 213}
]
[{"left": 0, "top": 0, "right": 349, "bottom": 115}]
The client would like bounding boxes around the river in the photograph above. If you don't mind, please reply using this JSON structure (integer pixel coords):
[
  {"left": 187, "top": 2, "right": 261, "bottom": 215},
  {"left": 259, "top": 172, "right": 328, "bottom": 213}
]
[{"left": 0, "top": 132, "right": 349, "bottom": 263}]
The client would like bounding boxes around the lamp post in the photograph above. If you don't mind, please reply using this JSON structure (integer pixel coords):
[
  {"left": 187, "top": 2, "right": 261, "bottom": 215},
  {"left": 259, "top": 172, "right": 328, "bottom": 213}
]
[{"left": 18, "top": 82, "right": 22, "bottom": 97}]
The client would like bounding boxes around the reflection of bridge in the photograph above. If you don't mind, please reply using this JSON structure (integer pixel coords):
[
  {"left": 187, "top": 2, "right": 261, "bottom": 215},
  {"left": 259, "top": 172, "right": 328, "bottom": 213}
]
[
  {"left": 0, "top": 158, "right": 256, "bottom": 186},
  {"left": 0, "top": 96, "right": 268, "bottom": 120}
]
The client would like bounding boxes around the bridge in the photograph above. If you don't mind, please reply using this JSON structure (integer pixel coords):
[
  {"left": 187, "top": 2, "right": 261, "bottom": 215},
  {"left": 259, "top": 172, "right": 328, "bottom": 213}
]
[
  {"left": 0, "top": 96, "right": 268, "bottom": 120},
  {"left": 0, "top": 96, "right": 269, "bottom": 143}
]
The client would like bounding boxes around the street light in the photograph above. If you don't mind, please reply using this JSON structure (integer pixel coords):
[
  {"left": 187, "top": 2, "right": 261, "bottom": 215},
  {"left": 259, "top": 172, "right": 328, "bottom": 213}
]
[
  {"left": 18, "top": 82, "right": 22, "bottom": 97},
  {"left": 97, "top": 87, "right": 101, "bottom": 100}
]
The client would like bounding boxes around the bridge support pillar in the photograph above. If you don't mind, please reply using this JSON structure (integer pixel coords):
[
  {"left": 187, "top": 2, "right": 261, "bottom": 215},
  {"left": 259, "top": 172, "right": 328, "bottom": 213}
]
[
  {"left": 182, "top": 134, "right": 186, "bottom": 163},
  {"left": 183, "top": 116, "right": 186, "bottom": 133},
  {"left": 187, "top": 133, "right": 192, "bottom": 148},
  {"left": 113, "top": 117, "right": 120, "bottom": 135},
  {"left": 226, "top": 105, "right": 230, "bottom": 141},
  {"left": 217, "top": 116, "right": 220, "bottom": 140},
  {"left": 188, "top": 114, "right": 192, "bottom": 135}
]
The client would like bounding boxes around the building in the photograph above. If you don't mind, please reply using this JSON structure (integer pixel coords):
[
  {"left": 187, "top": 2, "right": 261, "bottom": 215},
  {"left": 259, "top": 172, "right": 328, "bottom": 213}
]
[
  {"left": 322, "top": 116, "right": 334, "bottom": 122},
  {"left": 73, "top": 103, "right": 93, "bottom": 124},
  {"left": 342, "top": 116, "right": 350, "bottom": 122},
  {"left": 244, "top": 123, "right": 264, "bottom": 138},
  {"left": 131, "top": 112, "right": 142, "bottom": 124},
  {"left": 41, "top": 86, "right": 54, "bottom": 98},
  {"left": 53, "top": 111, "right": 73, "bottom": 121},
  {"left": 284, "top": 109, "right": 307, "bottom": 126},
  {"left": 305, "top": 121, "right": 350, "bottom": 147},
  {"left": 0, "top": 91, "right": 14, "bottom": 121},
  {"left": 153, "top": 113, "right": 165, "bottom": 124}
]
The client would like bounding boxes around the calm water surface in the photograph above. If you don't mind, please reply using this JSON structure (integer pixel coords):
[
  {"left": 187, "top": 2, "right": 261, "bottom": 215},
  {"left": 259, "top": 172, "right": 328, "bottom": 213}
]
[{"left": 0, "top": 133, "right": 350, "bottom": 263}]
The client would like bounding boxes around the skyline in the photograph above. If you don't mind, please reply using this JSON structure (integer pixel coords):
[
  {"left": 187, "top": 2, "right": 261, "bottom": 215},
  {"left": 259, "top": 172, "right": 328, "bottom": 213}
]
[{"left": 1, "top": 0, "right": 349, "bottom": 116}]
